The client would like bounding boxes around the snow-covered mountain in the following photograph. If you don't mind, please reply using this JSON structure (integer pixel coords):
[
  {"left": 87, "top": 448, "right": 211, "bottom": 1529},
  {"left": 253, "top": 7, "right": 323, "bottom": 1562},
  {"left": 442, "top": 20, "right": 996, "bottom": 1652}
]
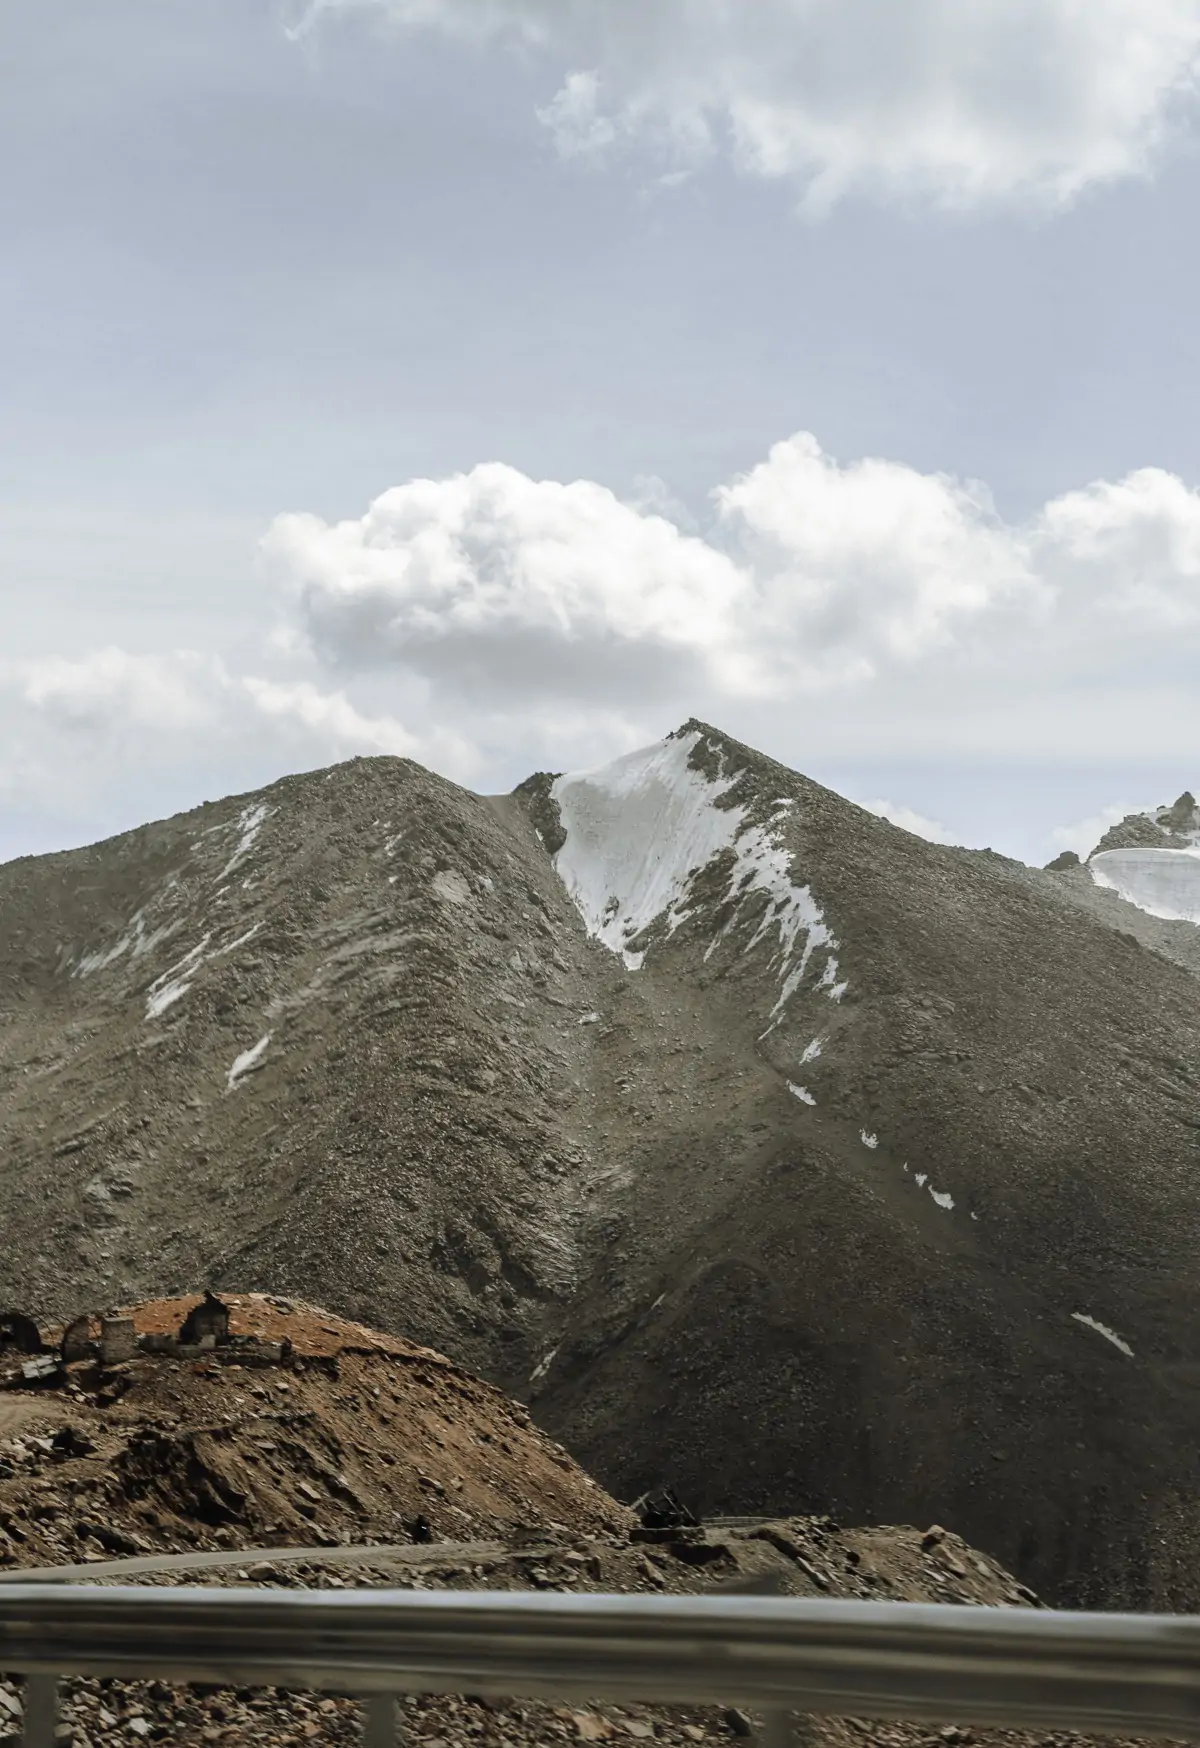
[
  {"left": 1062, "top": 791, "right": 1200, "bottom": 925},
  {"left": 6, "top": 721, "right": 1200, "bottom": 1612}
]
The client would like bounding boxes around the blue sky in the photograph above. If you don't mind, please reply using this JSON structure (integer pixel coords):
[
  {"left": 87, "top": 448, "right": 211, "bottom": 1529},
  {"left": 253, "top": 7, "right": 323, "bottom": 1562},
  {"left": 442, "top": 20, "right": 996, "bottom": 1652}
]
[{"left": 5, "top": 0, "right": 1200, "bottom": 864}]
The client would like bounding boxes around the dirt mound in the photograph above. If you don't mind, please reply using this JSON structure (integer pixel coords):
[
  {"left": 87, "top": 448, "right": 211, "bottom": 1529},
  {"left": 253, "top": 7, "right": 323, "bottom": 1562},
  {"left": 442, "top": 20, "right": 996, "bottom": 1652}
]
[
  {"left": 8, "top": 728, "right": 1200, "bottom": 1607},
  {"left": 0, "top": 1294, "right": 625, "bottom": 1569}
]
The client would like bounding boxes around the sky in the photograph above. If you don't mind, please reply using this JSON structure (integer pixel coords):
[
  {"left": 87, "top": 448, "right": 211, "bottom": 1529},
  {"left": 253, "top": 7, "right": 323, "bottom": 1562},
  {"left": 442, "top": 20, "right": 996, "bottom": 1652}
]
[{"left": 5, "top": 0, "right": 1200, "bottom": 866}]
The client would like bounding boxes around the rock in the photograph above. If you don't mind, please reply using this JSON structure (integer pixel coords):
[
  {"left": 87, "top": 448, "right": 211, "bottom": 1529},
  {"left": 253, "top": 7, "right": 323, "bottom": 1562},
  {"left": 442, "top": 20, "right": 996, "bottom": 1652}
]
[
  {"left": 722, "top": 1712, "right": 753, "bottom": 1739},
  {"left": 100, "top": 1318, "right": 138, "bottom": 1365},
  {"left": 571, "top": 1713, "right": 614, "bottom": 1740}
]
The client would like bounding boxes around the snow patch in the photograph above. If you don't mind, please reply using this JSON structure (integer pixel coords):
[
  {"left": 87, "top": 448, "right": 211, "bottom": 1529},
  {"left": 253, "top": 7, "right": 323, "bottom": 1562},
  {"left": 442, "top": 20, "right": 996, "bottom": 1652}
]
[
  {"left": 800, "top": 1037, "right": 822, "bottom": 1064},
  {"left": 898, "top": 1159, "right": 953, "bottom": 1211},
  {"left": 529, "top": 1346, "right": 557, "bottom": 1384},
  {"left": 218, "top": 804, "right": 271, "bottom": 882},
  {"left": 788, "top": 1082, "right": 816, "bottom": 1105},
  {"left": 550, "top": 730, "right": 843, "bottom": 1011},
  {"left": 226, "top": 1033, "right": 271, "bottom": 1091},
  {"left": 143, "top": 936, "right": 211, "bottom": 1019},
  {"left": 1072, "top": 1312, "right": 1133, "bottom": 1357},
  {"left": 860, "top": 1129, "right": 878, "bottom": 1149},
  {"left": 74, "top": 911, "right": 178, "bottom": 978},
  {"left": 220, "top": 924, "right": 262, "bottom": 956},
  {"left": 578, "top": 1011, "right": 601, "bottom": 1025},
  {"left": 145, "top": 977, "right": 191, "bottom": 1019},
  {"left": 1089, "top": 847, "right": 1200, "bottom": 924},
  {"left": 141, "top": 923, "right": 260, "bottom": 1021}
]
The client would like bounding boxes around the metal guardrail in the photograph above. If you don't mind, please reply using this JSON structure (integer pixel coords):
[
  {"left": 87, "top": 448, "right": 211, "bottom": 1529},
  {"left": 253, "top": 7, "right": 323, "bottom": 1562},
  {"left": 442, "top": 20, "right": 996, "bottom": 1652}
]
[{"left": 4, "top": 1586, "right": 1200, "bottom": 1748}]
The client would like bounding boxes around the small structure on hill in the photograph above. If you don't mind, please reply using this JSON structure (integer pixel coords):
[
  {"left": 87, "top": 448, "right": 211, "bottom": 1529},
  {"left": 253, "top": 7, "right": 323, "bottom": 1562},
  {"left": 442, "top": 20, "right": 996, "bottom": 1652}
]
[
  {"left": 100, "top": 1316, "right": 138, "bottom": 1364},
  {"left": 0, "top": 1310, "right": 43, "bottom": 1355},
  {"left": 180, "top": 1290, "right": 231, "bottom": 1348},
  {"left": 61, "top": 1314, "right": 95, "bottom": 1363}
]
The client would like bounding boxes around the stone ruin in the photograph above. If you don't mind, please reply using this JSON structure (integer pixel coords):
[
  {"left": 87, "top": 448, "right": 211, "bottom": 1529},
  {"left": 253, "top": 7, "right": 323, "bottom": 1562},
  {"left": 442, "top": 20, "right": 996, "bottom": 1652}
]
[
  {"left": 1, "top": 1292, "right": 294, "bottom": 1391},
  {"left": 179, "top": 1290, "right": 231, "bottom": 1348},
  {"left": 0, "top": 1310, "right": 43, "bottom": 1355}
]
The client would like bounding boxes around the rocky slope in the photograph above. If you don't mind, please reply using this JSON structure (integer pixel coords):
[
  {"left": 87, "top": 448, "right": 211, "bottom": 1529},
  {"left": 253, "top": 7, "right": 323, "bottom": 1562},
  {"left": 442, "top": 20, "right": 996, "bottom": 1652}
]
[
  {"left": 7, "top": 724, "right": 1200, "bottom": 1609},
  {"left": 1089, "top": 791, "right": 1200, "bottom": 856}
]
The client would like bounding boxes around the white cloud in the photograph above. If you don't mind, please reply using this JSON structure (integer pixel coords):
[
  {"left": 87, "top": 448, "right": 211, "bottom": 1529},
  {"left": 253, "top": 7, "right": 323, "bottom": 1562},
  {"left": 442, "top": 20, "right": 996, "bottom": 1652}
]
[
  {"left": 715, "top": 433, "right": 1038, "bottom": 680},
  {"left": 12, "top": 431, "right": 1200, "bottom": 860},
  {"left": 261, "top": 436, "right": 1039, "bottom": 705},
  {"left": 259, "top": 433, "right": 1200, "bottom": 772},
  {"left": 294, "top": 0, "right": 1200, "bottom": 209},
  {"left": 260, "top": 462, "right": 752, "bottom": 702},
  {"left": 13, "top": 648, "right": 435, "bottom": 761},
  {"left": 1030, "top": 467, "right": 1200, "bottom": 631},
  {"left": 0, "top": 648, "right": 474, "bottom": 827},
  {"left": 859, "top": 799, "right": 956, "bottom": 845},
  {"left": 535, "top": 71, "right": 619, "bottom": 160},
  {"left": 20, "top": 647, "right": 229, "bottom": 733},
  {"left": 1047, "top": 802, "right": 1160, "bottom": 859}
]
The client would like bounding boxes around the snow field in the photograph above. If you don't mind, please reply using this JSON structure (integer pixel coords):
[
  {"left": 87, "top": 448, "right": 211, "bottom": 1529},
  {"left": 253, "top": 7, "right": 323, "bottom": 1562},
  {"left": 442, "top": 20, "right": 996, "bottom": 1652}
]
[
  {"left": 550, "top": 731, "right": 846, "bottom": 1013},
  {"left": 1089, "top": 847, "right": 1200, "bottom": 924}
]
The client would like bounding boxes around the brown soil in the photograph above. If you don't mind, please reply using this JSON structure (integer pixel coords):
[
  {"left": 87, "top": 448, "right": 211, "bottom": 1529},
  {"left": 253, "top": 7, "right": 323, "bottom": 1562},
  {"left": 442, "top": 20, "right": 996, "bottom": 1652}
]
[
  {"left": 127, "top": 1293, "right": 443, "bottom": 1359},
  {"left": 0, "top": 1296, "right": 625, "bottom": 1569}
]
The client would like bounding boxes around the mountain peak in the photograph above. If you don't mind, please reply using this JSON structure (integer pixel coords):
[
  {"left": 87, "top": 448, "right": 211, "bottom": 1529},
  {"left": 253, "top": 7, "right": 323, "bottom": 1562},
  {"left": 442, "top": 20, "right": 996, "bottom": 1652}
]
[{"left": 7, "top": 727, "right": 1200, "bottom": 1609}]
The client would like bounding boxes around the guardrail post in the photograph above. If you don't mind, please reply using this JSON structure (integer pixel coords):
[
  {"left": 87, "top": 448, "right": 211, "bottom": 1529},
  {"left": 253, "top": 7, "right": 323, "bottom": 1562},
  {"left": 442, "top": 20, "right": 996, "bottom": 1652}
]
[
  {"left": 362, "top": 1691, "right": 398, "bottom": 1748},
  {"left": 21, "top": 1677, "right": 58, "bottom": 1748},
  {"left": 759, "top": 1709, "right": 793, "bottom": 1748}
]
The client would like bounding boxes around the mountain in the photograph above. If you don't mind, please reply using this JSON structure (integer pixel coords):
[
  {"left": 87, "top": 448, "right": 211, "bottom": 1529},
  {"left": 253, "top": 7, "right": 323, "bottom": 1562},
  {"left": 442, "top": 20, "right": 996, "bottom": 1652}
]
[
  {"left": 1043, "top": 792, "right": 1200, "bottom": 942},
  {"left": 1089, "top": 792, "right": 1200, "bottom": 857},
  {"left": 5, "top": 722, "right": 1200, "bottom": 1610}
]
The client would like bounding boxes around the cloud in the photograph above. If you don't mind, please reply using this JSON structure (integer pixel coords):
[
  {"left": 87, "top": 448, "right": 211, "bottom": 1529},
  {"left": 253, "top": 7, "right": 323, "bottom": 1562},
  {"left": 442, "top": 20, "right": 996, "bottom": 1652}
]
[
  {"left": 715, "top": 433, "right": 1038, "bottom": 679},
  {"left": 260, "top": 433, "right": 1200, "bottom": 769},
  {"left": 1047, "top": 802, "right": 1160, "bottom": 859},
  {"left": 535, "top": 71, "right": 619, "bottom": 160},
  {"left": 293, "top": 0, "right": 1200, "bottom": 209},
  {"left": 13, "top": 648, "right": 433, "bottom": 759},
  {"left": 1030, "top": 467, "right": 1200, "bottom": 632},
  {"left": 12, "top": 430, "right": 1200, "bottom": 860},
  {"left": 0, "top": 648, "right": 474, "bottom": 826},
  {"left": 859, "top": 799, "right": 956, "bottom": 845},
  {"left": 20, "top": 648, "right": 229, "bottom": 734},
  {"left": 260, "top": 462, "right": 752, "bottom": 702},
  {"left": 261, "top": 436, "right": 1040, "bottom": 706}
]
